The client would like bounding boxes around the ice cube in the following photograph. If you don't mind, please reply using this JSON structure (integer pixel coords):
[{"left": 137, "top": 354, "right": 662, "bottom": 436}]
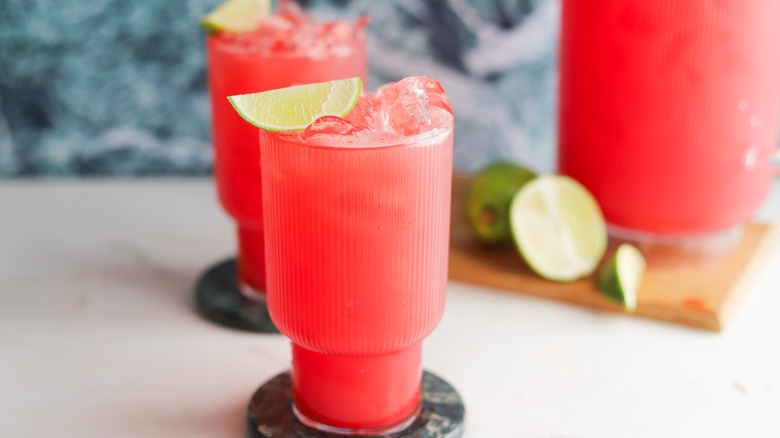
[
  {"left": 415, "top": 76, "right": 452, "bottom": 114},
  {"left": 276, "top": 0, "right": 306, "bottom": 24},
  {"left": 343, "top": 96, "right": 377, "bottom": 130},
  {"left": 428, "top": 106, "right": 454, "bottom": 130},
  {"left": 300, "top": 116, "right": 361, "bottom": 142},
  {"left": 234, "top": 2, "right": 366, "bottom": 57},
  {"left": 376, "top": 76, "right": 452, "bottom": 136},
  {"left": 328, "top": 21, "right": 358, "bottom": 42},
  {"left": 253, "top": 13, "right": 297, "bottom": 53}
]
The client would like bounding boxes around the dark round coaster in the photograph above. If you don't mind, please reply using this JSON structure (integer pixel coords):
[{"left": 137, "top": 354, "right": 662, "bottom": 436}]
[
  {"left": 247, "top": 371, "right": 465, "bottom": 438},
  {"left": 194, "top": 258, "right": 279, "bottom": 333}
]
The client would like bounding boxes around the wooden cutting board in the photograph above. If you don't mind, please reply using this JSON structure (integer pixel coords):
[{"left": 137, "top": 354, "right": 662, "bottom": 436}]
[{"left": 448, "top": 173, "right": 777, "bottom": 331}]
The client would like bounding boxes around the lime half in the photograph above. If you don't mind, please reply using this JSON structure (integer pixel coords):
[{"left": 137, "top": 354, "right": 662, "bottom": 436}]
[
  {"left": 598, "top": 244, "right": 645, "bottom": 312},
  {"left": 509, "top": 174, "right": 607, "bottom": 282},
  {"left": 228, "top": 77, "right": 362, "bottom": 132},
  {"left": 202, "top": 0, "right": 271, "bottom": 34}
]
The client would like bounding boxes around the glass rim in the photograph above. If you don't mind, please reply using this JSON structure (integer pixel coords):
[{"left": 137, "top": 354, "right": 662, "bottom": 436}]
[
  {"left": 208, "top": 30, "right": 367, "bottom": 61},
  {"left": 258, "top": 124, "right": 455, "bottom": 152}
]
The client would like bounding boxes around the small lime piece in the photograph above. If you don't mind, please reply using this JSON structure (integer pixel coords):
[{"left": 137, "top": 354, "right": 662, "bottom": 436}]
[
  {"left": 509, "top": 174, "right": 607, "bottom": 282},
  {"left": 201, "top": 0, "right": 271, "bottom": 34},
  {"left": 598, "top": 244, "right": 645, "bottom": 312},
  {"left": 466, "top": 162, "right": 536, "bottom": 246},
  {"left": 228, "top": 77, "right": 363, "bottom": 132}
]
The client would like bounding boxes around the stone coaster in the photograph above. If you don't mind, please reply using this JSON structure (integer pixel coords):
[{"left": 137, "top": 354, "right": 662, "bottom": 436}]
[
  {"left": 194, "top": 258, "right": 279, "bottom": 333},
  {"left": 247, "top": 371, "right": 465, "bottom": 438}
]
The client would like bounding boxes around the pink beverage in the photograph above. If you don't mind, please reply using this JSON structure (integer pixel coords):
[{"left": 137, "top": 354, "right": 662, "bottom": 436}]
[
  {"left": 260, "top": 77, "right": 454, "bottom": 434},
  {"left": 558, "top": 0, "right": 780, "bottom": 239},
  {"left": 206, "top": 3, "right": 367, "bottom": 297}
]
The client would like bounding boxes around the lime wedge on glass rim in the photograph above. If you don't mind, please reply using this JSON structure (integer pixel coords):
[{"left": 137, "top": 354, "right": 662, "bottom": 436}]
[
  {"left": 201, "top": 0, "right": 272, "bottom": 34},
  {"left": 597, "top": 244, "right": 645, "bottom": 312},
  {"left": 228, "top": 77, "right": 363, "bottom": 132},
  {"left": 509, "top": 174, "right": 607, "bottom": 282}
]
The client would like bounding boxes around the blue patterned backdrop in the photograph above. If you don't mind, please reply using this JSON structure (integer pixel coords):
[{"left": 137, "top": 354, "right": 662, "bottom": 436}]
[{"left": 0, "top": 0, "right": 559, "bottom": 177}]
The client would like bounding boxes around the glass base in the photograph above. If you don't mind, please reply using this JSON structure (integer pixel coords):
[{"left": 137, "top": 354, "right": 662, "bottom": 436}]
[
  {"left": 608, "top": 224, "right": 745, "bottom": 268},
  {"left": 193, "top": 258, "right": 279, "bottom": 333},
  {"left": 292, "top": 402, "right": 421, "bottom": 436},
  {"left": 238, "top": 280, "right": 267, "bottom": 303},
  {"left": 247, "top": 371, "right": 465, "bottom": 438}
]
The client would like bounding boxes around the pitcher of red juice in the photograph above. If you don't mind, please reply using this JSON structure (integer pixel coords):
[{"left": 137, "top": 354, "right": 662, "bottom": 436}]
[{"left": 558, "top": 0, "right": 780, "bottom": 262}]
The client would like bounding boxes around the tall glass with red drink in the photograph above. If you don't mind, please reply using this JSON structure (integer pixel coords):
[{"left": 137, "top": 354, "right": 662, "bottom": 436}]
[
  {"left": 199, "top": 3, "right": 367, "bottom": 330},
  {"left": 260, "top": 77, "right": 455, "bottom": 434}
]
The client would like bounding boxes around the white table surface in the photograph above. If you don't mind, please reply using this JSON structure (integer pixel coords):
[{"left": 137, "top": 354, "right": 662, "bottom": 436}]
[{"left": 1, "top": 178, "right": 779, "bottom": 438}]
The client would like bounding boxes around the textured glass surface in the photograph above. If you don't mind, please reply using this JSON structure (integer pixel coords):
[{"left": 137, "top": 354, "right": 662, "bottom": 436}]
[
  {"left": 261, "top": 129, "right": 453, "bottom": 355},
  {"left": 206, "top": 16, "right": 366, "bottom": 292}
]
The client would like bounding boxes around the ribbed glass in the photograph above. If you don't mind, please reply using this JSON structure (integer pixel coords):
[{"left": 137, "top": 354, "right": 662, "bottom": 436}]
[
  {"left": 206, "top": 33, "right": 367, "bottom": 292},
  {"left": 261, "top": 129, "right": 454, "bottom": 356}
]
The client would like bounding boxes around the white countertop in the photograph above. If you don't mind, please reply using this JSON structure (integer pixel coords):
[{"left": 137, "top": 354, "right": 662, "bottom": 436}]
[{"left": 1, "top": 179, "right": 779, "bottom": 438}]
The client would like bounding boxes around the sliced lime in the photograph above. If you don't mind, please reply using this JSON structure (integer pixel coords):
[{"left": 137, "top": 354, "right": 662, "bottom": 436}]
[
  {"left": 228, "top": 77, "right": 362, "bottom": 132},
  {"left": 509, "top": 174, "right": 607, "bottom": 282},
  {"left": 598, "top": 244, "right": 645, "bottom": 312},
  {"left": 466, "top": 162, "right": 536, "bottom": 246},
  {"left": 201, "top": 0, "right": 271, "bottom": 34}
]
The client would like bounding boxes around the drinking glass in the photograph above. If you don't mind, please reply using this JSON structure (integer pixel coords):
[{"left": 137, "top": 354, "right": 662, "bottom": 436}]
[
  {"left": 255, "top": 81, "right": 459, "bottom": 434},
  {"left": 195, "top": 6, "right": 367, "bottom": 331}
]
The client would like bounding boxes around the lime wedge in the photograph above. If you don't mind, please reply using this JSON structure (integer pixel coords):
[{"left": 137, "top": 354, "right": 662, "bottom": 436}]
[
  {"left": 597, "top": 244, "right": 645, "bottom": 312},
  {"left": 466, "top": 162, "right": 536, "bottom": 246},
  {"left": 228, "top": 77, "right": 363, "bottom": 132},
  {"left": 201, "top": 0, "right": 271, "bottom": 34},
  {"left": 509, "top": 174, "right": 607, "bottom": 282}
]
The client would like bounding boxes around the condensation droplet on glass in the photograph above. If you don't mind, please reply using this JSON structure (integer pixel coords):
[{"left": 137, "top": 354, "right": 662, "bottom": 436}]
[
  {"left": 743, "top": 147, "right": 759, "bottom": 171},
  {"left": 738, "top": 100, "right": 749, "bottom": 112},
  {"left": 750, "top": 116, "right": 761, "bottom": 128}
]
